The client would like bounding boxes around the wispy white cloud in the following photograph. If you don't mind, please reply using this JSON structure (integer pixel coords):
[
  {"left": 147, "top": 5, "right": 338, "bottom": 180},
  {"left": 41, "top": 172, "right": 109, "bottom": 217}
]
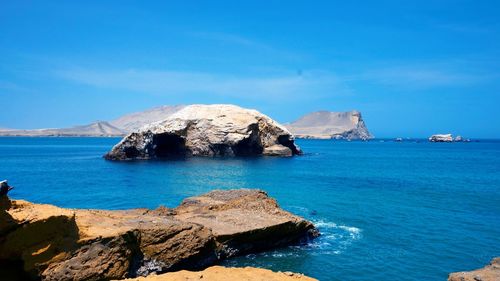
[
  {"left": 0, "top": 80, "right": 29, "bottom": 93},
  {"left": 190, "top": 32, "right": 273, "bottom": 50},
  {"left": 352, "top": 63, "right": 497, "bottom": 89},
  {"left": 435, "top": 22, "right": 496, "bottom": 34},
  {"left": 188, "top": 31, "right": 303, "bottom": 61},
  {"left": 56, "top": 68, "right": 350, "bottom": 101}
]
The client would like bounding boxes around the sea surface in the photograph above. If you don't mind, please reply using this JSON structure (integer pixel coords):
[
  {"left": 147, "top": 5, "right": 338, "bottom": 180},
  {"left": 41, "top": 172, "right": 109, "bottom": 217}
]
[{"left": 1, "top": 137, "right": 499, "bottom": 281}]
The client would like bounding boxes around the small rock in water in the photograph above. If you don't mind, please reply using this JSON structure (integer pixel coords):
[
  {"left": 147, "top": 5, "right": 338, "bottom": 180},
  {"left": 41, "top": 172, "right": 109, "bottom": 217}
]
[{"left": 429, "top": 134, "right": 453, "bottom": 142}]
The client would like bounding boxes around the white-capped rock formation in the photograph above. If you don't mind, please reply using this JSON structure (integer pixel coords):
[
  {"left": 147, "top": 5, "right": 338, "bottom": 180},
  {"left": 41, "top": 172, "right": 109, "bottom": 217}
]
[
  {"left": 105, "top": 104, "right": 301, "bottom": 160},
  {"left": 285, "top": 110, "right": 373, "bottom": 140},
  {"left": 428, "top": 134, "right": 453, "bottom": 142}
]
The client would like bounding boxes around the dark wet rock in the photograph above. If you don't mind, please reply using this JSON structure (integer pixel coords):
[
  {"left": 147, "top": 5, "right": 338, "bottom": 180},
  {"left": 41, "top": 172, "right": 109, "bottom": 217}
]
[{"left": 0, "top": 180, "right": 14, "bottom": 197}]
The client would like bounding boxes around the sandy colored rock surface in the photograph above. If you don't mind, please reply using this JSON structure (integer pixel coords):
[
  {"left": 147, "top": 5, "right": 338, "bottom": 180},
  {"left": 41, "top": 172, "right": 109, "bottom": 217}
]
[
  {"left": 448, "top": 258, "right": 500, "bottom": 281},
  {"left": 105, "top": 104, "right": 301, "bottom": 160},
  {"left": 174, "top": 189, "right": 318, "bottom": 257},
  {"left": 122, "top": 266, "right": 317, "bottom": 281},
  {"left": 0, "top": 189, "right": 317, "bottom": 280},
  {"left": 0, "top": 198, "right": 215, "bottom": 280}
]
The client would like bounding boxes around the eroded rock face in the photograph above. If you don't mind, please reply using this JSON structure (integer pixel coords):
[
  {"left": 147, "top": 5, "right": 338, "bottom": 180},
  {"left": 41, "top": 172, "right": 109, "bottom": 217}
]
[
  {"left": 0, "top": 189, "right": 317, "bottom": 280},
  {"left": 448, "top": 258, "right": 500, "bottom": 281},
  {"left": 0, "top": 199, "right": 216, "bottom": 280},
  {"left": 104, "top": 104, "right": 301, "bottom": 160},
  {"left": 174, "top": 189, "right": 319, "bottom": 258},
  {"left": 122, "top": 265, "right": 318, "bottom": 281}
]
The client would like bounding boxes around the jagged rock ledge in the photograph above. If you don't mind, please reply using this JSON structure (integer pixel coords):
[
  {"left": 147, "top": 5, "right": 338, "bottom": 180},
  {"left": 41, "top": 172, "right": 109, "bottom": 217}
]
[
  {"left": 448, "top": 258, "right": 500, "bottom": 281},
  {"left": 121, "top": 265, "right": 317, "bottom": 281},
  {"left": 0, "top": 189, "right": 318, "bottom": 280},
  {"left": 104, "top": 104, "right": 302, "bottom": 160}
]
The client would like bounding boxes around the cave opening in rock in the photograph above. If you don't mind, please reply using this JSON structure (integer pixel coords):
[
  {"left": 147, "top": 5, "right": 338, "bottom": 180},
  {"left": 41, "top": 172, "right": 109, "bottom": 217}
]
[
  {"left": 123, "top": 146, "right": 140, "bottom": 159},
  {"left": 278, "top": 135, "right": 300, "bottom": 155},
  {"left": 152, "top": 133, "right": 187, "bottom": 157},
  {"left": 233, "top": 126, "right": 263, "bottom": 156}
]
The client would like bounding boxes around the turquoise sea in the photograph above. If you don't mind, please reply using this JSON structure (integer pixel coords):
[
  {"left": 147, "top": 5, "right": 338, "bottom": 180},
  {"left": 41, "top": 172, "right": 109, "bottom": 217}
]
[{"left": 1, "top": 137, "right": 499, "bottom": 281}]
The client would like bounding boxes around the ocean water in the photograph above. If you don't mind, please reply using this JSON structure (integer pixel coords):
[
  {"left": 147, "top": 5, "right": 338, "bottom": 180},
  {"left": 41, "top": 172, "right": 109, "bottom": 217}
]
[{"left": 1, "top": 137, "right": 499, "bottom": 281}]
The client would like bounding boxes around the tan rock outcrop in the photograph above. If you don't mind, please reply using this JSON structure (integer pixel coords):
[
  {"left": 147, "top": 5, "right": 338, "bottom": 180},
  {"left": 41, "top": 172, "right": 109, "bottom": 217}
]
[
  {"left": 174, "top": 189, "right": 318, "bottom": 258},
  {"left": 104, "top": 104, "right": 301, "bottom": 160},
  {"left": 122, "top": 266, "right": 317, "bottom": 281},
  {"left": 448, "top": 258, "right": 500, "bottom": 281},
  {"left": 0, "top": 189, "right": 317, "bottom": 280}
]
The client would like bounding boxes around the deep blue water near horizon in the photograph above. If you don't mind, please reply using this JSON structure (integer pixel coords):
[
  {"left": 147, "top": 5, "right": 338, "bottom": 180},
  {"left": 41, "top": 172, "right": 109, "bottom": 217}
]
[{"left": 1, "top": 137, "right": 499, "bottom": 281}]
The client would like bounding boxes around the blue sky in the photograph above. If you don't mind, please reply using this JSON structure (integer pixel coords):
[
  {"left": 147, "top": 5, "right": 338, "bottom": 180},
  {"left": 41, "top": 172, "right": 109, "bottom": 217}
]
[{"left": 1, "top": 1, "right": 499, "bottom": 137}]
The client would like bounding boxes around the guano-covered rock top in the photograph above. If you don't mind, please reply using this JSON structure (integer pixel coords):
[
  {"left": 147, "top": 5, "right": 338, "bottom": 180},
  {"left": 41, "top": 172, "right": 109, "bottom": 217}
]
[{"left": 105, "top": 104, "right": 301, "bottom": 160}]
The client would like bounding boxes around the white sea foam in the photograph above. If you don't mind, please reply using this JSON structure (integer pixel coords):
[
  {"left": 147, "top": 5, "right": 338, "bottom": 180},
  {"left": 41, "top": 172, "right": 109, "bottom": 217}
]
[{"left": 313, "top": 219, "right": 362, "bottom": 240}]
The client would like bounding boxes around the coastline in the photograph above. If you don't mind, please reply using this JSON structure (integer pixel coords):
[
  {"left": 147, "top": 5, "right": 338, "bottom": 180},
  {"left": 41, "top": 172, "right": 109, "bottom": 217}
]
[{"left": 0, "top": 189, "right": 318, "bottom": 280}]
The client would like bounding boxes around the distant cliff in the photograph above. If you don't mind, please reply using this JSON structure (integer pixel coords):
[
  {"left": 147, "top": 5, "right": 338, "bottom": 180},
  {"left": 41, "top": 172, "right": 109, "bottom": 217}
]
[{"left": 285, "top": 110, "right": 373, "bottom": 140}]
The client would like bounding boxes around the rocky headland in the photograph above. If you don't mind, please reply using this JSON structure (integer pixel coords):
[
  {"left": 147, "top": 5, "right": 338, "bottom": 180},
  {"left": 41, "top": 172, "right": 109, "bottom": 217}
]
[
  {"left": 0, "top": 188, "right": 318, "bottom": 280},
  {"left": 448, "top": 258, "right": 500, "bottom": 281},
  {"left": 104, "top": 104, "right": 301, "bottom": 160},
  {"left": 285, "top": 110, "right": 373, "bottom": 140}
]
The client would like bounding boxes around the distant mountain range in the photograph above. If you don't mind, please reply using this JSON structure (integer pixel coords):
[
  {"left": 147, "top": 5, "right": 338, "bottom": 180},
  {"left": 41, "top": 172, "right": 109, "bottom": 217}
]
[
  {"left": 0, "top": 121, "right": 126, "bottom": 137},
  {"left": 109, "top": 105, "right": 186, "bottom": 132},
  {"left": 0, "top": 105, "right": 372, "bottom": 139}
]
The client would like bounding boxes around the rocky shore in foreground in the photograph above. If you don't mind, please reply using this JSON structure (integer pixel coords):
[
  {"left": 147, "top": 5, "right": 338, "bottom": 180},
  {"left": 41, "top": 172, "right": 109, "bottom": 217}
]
[
  {"left": 448, "top": 258, "right": 500, "bottom": 281},
  {"left": 0, "top": 188, "right": 318, "bottom": 280},
  {"left": 122, "top": 266, "right": 317, "bottom": 281}
]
